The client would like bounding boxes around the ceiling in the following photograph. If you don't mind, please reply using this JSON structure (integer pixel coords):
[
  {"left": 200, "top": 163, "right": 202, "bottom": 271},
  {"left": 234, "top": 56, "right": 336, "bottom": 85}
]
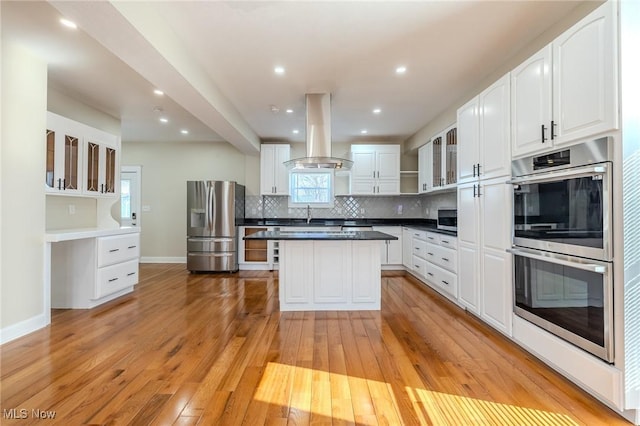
[{"left": 1, "top": 1, "right": 587, "bottom": 155}]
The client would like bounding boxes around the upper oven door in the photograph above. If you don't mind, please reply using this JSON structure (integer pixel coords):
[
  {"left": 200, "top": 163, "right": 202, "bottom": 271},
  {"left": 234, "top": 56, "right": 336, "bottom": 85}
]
[{"left": 510, "top": 162, "right": 612, "bottom": 261}]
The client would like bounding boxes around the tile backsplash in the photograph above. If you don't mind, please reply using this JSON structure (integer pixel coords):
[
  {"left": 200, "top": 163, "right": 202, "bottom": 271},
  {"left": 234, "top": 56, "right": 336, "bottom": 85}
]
[{"left": 246, "top": 192, "right": 456, "bottom": 219}]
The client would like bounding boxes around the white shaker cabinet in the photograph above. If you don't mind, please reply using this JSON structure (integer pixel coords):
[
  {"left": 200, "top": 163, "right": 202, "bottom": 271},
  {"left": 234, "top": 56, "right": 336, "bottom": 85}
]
[
  {"left": 511, "top": 1, "right": 618, "bottom": 158},
  {"left": 260, "top": 144, "right": 290, "bottom": 195},
  {"left": 429, "top": 124, "right": 458, "bottom": 191},
  {"left": 373, "top": 226, "right": 402, "bottom": 266},
  {"left": 458, "top": 74, "right": 511, "bottom": 184},
  {"left": 457, "top": 178, "right": 512, "bottom": 336},
  {"left": 417, "top": 142, "right": 432, "bottom": 194},
  {"left": 350, "top": 145, "right": 400, "bottom": 195}
]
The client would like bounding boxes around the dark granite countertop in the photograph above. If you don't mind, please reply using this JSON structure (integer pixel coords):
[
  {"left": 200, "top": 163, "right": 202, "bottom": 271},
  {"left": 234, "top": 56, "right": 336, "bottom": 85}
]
[
  {"left": 243, "top": 230, "right": 398, "bottom": 241},
  {"left": 240, "top": 218, "right": 457, "bottom": 236}
]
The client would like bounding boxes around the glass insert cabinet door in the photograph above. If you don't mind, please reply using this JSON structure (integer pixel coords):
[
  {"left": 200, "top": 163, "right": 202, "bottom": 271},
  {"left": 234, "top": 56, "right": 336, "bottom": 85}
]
[
  {"left": 86, "top": 142, "right": 118, "bottom": 194},
  {"left": 45, "top": 127, "right": 81, "bottom": 193}
]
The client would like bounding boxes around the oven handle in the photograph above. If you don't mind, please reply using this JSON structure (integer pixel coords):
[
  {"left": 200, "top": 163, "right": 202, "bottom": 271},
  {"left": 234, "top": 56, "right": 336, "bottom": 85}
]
[
  {"left": 507, "top": 165, "right": 607, "bottom": 186},
  {"left": 507, "top": 247, "right": 607, "bottom": 274}
]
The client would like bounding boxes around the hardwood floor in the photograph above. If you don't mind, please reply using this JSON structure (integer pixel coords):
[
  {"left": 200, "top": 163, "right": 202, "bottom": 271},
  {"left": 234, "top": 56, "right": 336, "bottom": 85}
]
[{"left": 0, "top": 264, "right": 630, "bottom": 425}]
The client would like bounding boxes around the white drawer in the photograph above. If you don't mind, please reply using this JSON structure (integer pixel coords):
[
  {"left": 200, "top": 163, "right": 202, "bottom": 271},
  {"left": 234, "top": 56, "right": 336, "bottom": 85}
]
[
  {"left": 413, "top": 239, "right": 427, "bottom": 260},
  {"left": 95, "top": 259, "right": 139, "bottom": 299},
  {"left": 431, "top": 245, "right": 457, "bottom": 273},
  {"left": 425, "top": 232, "right": 439, "bottom": 244},
  {"left": 438, "top": 234, "right": 457, "bottom": 249},
  {"left": 425, "top": 242, "right": 438, "bottom": 264},
  {"left": 430, "top": 263, "right": 457, "bottom": 298},
  {"left": 412, "top": 255, "right": 427, "bottom": 277},
  {"left": 410, "top": 230, "right": 426, "bottom": 241},
  {"left": 97, "top": 233, "right": 140, "bottom": 267}
]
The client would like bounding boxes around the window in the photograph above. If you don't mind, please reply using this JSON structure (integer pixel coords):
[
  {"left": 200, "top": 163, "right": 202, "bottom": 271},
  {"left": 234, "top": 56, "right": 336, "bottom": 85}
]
[
  {"left": 121, "top": 179, "right": 131, "bottom": 219},
  {"left": 289, "top": 170, "right": 334, "bottom": 208}
]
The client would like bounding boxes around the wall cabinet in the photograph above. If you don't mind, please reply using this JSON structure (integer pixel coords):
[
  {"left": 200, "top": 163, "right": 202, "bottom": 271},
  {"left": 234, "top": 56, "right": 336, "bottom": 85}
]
[
  {"left": 417, "top": 142, "right": 432, "bottom": 194},
  {"left": 511, "top": 1, "right": 618, "bottom": 158},
  {"left": 260, "top": 144, "right": 290, "bottom": 195},
  {"left": 350, "top": 145, "right": 400, "bottom": 195},
  {"left": 458, "top": 74, "right": 511, "bottom": 183},
  {"left": 373, "top": 226, "right": 402, "bottom": 266},
  {"left": 46, "top": 112, "right": 119, "bottom": 197},
  {"left": 457, "top": 178, "right": 512, "bottom": 336},
  {"left": 84, "top": 135, "right": 118, "bottom": 196},
  {"left": 51, "top": 232, "right": 140, "bottom": 309}
]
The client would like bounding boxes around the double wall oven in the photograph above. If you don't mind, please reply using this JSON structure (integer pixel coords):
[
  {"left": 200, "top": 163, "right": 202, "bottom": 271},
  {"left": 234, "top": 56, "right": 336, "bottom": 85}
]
[{"left": 509, "top": 137, "right": 614, "bottom": 362}]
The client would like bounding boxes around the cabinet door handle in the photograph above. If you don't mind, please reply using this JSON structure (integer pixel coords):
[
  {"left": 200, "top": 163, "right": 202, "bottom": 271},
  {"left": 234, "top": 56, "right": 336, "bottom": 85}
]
[
  {"left": 109, "top": 248, "right": 120, "bottom": 253},
  {"left": 127, "top": 245, "right": 137, "bottom": 249},
  {"left": 127, "top": 272, "right": 136, "bottom": 276},
  {"left": 108, "top": 278, "right": 118, "bottom": 282},
  {"left": 541, "top": 124, "right": 547, "bottom": 143},
  {"left": 473, "top": 184, "right": 477, "bottom": 197},
  {"left": 57, "top": 178, "right": 62, "bottom": 190},
  {"left": 63, "top": 178, "right": 66, "bottom": 190},
  {"left": 477, "top": 184, "right": 481, "bottom": 197},
  {"left": 551, "top": 120, "right": 556, "bottom": 140},
  {"left": 472, "top": 164, "right": 477, "bottom": 177},
  {"left": 373, "top": 171, "right": 376, "bottom": 178}
]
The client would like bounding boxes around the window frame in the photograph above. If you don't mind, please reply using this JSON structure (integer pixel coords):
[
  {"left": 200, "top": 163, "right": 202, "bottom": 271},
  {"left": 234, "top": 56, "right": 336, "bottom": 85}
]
[{"left": 288, "top": 169, "right": 335, "bottom": 208}]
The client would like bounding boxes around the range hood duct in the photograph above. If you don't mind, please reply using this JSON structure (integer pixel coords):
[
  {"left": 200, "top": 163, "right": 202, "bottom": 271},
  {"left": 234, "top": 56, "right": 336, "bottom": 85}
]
[{"left": 284, "top": 93, "right": 353, "bottom": 170}]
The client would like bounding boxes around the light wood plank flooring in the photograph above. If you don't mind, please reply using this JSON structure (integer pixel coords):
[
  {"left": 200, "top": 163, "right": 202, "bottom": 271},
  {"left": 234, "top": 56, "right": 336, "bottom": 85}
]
[{"left": 0, "top": 264, "right": 630, "bottom": 425}]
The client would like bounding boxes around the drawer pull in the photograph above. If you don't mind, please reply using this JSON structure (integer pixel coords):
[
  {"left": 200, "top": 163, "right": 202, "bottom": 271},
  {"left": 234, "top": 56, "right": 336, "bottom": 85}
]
[
  {"left": 428, "top": 236, "right": 435, "bottom": 240},
  {"left": 109, "top": 249, "right": 120, "bottom": 253},
  {"left": 127, "top": 272, "right": 136, "bottom": 276},
  {"left": 127, "top": 245, "right": 137, "bottom": 249},
  {"left": 414, "top": 265, "right": 420, "bottom": 268},
  {"left": 427, "top": 252, "right": 434, "bottom": 256},
  {"left": 108, "top": 278, "right": 119, "bottom": 282},
  {"left": 442, "top": 280, "right": 449, "bottom": 286},
  {"left": 414, "top": 247, "right": 420, "bottom": 250},
  {"left": 442, "top": 257, "right": 449, "bottom": 262},
  {"left": 442, "top": 240, "right": 450, "bottom": 244},
  {"left": 427, "top": 272, "right": 434, "bottom": 277}
]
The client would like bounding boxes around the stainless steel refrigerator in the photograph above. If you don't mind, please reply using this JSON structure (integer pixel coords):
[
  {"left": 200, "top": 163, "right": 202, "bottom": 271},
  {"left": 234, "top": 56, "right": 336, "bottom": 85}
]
[{"left": 186, "top": 181, "right": 245, "bottom": 272}]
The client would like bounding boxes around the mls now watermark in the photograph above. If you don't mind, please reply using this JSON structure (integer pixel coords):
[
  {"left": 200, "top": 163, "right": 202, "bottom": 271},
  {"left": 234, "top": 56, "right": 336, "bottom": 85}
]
[{"left": 3, "top": 408, "right": 57, "bottom": 420}]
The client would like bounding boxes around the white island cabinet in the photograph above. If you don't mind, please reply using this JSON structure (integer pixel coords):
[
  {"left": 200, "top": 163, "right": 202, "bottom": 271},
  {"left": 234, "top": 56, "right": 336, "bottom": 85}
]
[{"left": 245, "top": 229, "right": 396, "bottom": 311}]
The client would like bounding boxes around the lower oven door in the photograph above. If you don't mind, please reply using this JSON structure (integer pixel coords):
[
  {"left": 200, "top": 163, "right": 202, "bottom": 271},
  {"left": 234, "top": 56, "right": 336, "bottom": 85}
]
[{"left": 508, "top": 247, "right": 613, "bottom": 363}]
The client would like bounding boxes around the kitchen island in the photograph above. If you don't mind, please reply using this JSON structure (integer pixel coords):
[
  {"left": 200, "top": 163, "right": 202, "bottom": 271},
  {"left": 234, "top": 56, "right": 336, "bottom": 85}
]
[{"left": 244, "top": 230, "right": 397, "bottom": 311}]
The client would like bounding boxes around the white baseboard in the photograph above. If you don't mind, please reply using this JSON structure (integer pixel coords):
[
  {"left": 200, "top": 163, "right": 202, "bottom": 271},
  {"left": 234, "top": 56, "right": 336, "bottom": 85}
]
[
  {"left": 140, "top": 257, "right": 186, "bottom": 264},
  {"left": 0, "top": 312, "right": 48, "bottom": 345}
]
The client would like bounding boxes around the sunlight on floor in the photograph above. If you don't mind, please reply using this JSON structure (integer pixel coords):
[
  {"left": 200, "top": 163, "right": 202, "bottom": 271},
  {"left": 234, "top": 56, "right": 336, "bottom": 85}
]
[{"left": 254, "top": 362, "right": 579, "bottom": 425}]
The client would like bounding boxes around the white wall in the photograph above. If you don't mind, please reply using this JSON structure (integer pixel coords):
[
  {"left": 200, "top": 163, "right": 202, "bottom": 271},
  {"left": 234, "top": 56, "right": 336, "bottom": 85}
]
[
  {"left": 1, "top": 40, "right": 48, "bottom": 336},
  {"left": 121, "top": 141, "right": 247, "bottom": 260}
]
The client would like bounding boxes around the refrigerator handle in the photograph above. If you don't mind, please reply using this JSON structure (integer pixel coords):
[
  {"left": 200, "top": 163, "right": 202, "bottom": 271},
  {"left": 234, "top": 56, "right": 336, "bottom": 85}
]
[{"left": 206, "top": 184, "right": 212, "bottom": 232}]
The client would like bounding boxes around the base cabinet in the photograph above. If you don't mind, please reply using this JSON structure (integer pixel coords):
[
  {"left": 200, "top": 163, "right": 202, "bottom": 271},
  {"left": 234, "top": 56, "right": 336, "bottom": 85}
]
[
  {"left": 373, "top": 226, "right": 402, "bottom": 266},
  {"left": 51, "top": 232, "right": 140, "bottom": 309}
]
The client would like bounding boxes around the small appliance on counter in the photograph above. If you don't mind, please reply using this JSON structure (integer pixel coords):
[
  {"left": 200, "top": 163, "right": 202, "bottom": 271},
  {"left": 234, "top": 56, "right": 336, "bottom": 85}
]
[
  {"left": 186, "top": 181, "right": 245, "bottom": 272},
  {"left": 437, "top": 208, "right": 457, "bottom": 232}
]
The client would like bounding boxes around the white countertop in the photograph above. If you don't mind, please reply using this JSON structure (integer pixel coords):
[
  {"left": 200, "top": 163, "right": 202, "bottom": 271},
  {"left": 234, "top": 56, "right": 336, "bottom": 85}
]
[{"left": 45, "top": 226, "right": 140, "bottom": 242}]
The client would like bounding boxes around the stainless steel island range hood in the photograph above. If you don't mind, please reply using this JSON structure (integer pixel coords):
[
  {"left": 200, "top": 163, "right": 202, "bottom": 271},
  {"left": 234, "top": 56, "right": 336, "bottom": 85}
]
[{"left": 284, "top": 93, "right": 353, "bottom": 170}]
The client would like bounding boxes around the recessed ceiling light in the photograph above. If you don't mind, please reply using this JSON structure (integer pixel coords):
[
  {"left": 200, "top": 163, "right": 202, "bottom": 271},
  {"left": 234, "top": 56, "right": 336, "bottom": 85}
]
[
  {"left": 274, "top": 66, "right": 285, "bottom": 75},
  {"left": 360, "top": 129, "right": 368, "bottom": 134},
  {"left": 181, "top": 129, "right": 189, "bottom": 135},
  {"left": 60, "top": 18, "right": 77, "bottom": 29},
  {"left": 159, "top": 117, "right": 168, "bottom": 123},
  {"left": 286, "top": 109, "right": 294, "bottom": 114},
  {"left": 292, "top": 129, "right": 299, "bottom": 134},
  {"left": 395, "top": 66, "right": 407, "bottom": 75},
  {"left": 373, "top": 108, "right": 382, "bottom": 114},
  {"left": 154, "top": 89, "right": 164, "bottom": 96},
  {"left": 270, "top": 105, "right": 280, "bottom": 113}
]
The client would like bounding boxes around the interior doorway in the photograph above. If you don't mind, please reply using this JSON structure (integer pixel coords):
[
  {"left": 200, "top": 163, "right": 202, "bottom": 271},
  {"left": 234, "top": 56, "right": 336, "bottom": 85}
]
[{"left": 121, "top": 166, "right": 141, "bottom": 227}]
